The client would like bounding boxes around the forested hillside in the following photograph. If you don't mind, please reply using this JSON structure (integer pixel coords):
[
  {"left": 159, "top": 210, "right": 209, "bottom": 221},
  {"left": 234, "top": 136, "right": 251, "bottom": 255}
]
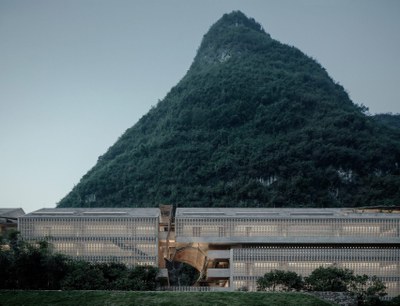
[
  {"left": 58, "top": 11, "right": 400, "bottom": 208},
  {"left": 373, "top": 113, "right": 400, "bottom": 131}
]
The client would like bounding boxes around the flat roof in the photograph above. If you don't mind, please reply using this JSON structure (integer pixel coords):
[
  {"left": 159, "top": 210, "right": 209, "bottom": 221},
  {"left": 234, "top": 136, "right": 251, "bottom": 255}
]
[
  {"left": 0, "top": 208, "right": 25, "bottom": 218},
  {"left": 23, "top": 208, "right": 160, "bottom": 218},
  {"left": 175, "top": 208, "right": 400, "bottom": 219}
]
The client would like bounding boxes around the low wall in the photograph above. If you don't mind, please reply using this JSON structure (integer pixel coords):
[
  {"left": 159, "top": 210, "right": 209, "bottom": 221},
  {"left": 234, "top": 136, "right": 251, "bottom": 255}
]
[{"left": 308, "top": 292, "right": 357, "bottom": 306}]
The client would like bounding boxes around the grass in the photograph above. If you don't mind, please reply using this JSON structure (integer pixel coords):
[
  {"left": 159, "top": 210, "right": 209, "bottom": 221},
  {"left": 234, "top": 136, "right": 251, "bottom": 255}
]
[{"left": 0, "top": 291, "right": 335, "bottom": 306}]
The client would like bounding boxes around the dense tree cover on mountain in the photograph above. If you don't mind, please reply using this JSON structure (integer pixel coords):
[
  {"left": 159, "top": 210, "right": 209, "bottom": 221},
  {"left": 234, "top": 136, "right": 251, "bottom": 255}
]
[
  {"left": 58, "top": 11, "right": 400, "bottom": 209},
  {"left": 0, "top": 231, "right": 158, "bottom": 290},
  {"left": 373, "top": 113, "right": 400, "bottom": 131}
]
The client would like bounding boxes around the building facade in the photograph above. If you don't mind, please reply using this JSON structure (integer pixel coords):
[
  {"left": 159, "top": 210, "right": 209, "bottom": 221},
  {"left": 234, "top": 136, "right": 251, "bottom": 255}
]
[
  {"left": 19, "top": 208, "right": 159, "bottom": 267},
  {"left": 18, "top": 207, "right": 400, "bottom": 296},
  {"left": 0, "top": 208, "right": 25, "bottom": 236},
  {"left": 174, "top": 208, "right": 400, "bottom": 296}
]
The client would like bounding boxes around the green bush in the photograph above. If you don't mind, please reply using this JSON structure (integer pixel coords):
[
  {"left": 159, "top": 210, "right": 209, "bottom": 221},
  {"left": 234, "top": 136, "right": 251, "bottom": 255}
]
[
  {"left": 257, "top": 270, "right": 303, "bottom": 292},
  {"left": 0, "top": 232, "right": 159, "bottom": 291}
]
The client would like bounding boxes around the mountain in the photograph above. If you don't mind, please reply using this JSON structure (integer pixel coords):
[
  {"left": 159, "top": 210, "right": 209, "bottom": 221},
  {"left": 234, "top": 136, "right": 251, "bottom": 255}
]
[
  {"left": 58, "top": 11, "right": 400, "bottom": 209},
  {"left": 373, "top": 113, "right": 400, "bottom": 131}
]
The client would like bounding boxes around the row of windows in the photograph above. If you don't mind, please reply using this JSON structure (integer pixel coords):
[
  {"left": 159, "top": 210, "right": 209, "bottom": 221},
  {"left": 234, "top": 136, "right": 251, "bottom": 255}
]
[
  {"left": 49, "top": 240, "right": 157, "bottom": 267},
  {"left": 21, "top": 217, "right": 157, "bottom": 223},
  {"left": 19, "top": 219, "right": 158, "bottom": 237},
  {"left": 178, "top": 217, "right": 400, "bottom": 224},
  {"left": 54, "top": 242, "right": 156, "bottom": 255},
  {"left": 244, "top": 245, "right": 400, "bottom": 249},
  {"left": 232, "top": 247, "right": 400, "bottom": 278},
  {"left": 178, "top": 223, "right": 399, "bottom": 238},
  {"left": 233, "top": 261, "right": 400, "bottom": 277},
  {"left": 233, "top": 247, "right": 400, "bottom": 258},
  {"left": 73, "top": 255, "right": 157, "bottom": 267}
]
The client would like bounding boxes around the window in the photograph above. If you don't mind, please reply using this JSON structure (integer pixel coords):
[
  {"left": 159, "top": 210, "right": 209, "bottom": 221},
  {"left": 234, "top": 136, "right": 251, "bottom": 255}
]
[
  {"left": 219, "top": 226, "right": 225, "bottom": 237},
  {"left": 193, "top": 227, "right": 201, "bottom": 237},
  {"left": 246, "top": 227, "right": 252, "bottom": 237}
]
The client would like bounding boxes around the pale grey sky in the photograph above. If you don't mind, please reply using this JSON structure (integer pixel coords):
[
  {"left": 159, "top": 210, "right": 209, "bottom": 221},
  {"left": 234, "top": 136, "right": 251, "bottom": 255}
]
[{"left": 1, "top": 0, "right": 399, "bottom": 213}]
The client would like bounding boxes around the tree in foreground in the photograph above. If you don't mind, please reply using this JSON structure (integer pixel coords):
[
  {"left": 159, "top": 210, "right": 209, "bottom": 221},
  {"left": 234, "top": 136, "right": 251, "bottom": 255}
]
[
  {"left": 114, "top": 265, "right": 159, "bottom": 291},
  {"left": 305, "top": 266, "right": 354, "bottom": 292},
  {"left": 257, "top": 266, "right": 390, "bottom": 305},
  {"left": 349, "top": 274, "right": 387, "bottom": 305},
  {"left": 61, "top": 260, "right": 108, "bottom": 290},
  {"left": 0, "top": 231, "right": 69, "bottom": 290},
  {"left": 306, "top": 266, "right": 387, "bottom": 305},
  {"left": 257, "top": 269, "right": 303, "bottom": 292},
  {"left": 0, "top": 231, "right": 159, "bottom": 291}
]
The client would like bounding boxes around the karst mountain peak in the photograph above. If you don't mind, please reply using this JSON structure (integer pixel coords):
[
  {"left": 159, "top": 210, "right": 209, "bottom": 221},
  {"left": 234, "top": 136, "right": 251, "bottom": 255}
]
[
  {"left": 190, "top": 11, "right": 272, "bottom": 70},
  {"left": 58, "top": 12, "right": 400, "bottom": 209}
]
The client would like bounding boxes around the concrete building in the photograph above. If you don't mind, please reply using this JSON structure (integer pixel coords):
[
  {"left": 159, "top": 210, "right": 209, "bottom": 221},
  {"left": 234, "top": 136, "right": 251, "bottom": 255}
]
[
  {"left": 19, "top": 208, "right": 160, "bottom": 267},
  {"left": 0, "top": 208, "right": 25, "bottom": 236},
  {"left": 18, "top": 206, "right": 400, "bottom": 296},
  {"left": 173, "top": 208, "right": 400, "bottom": 296}
]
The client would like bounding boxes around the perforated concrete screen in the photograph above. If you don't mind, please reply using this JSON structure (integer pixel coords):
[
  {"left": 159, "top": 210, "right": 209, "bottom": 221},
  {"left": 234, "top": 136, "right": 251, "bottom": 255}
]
[
  {"left": 175, "top": 208, "right": 400, "bottom": 296},
  {"left": 18, "top": 207, "right": 400, "bottom": 296},
  {"left": 19, "top": 208, "right": 159, "bottom": 267}
]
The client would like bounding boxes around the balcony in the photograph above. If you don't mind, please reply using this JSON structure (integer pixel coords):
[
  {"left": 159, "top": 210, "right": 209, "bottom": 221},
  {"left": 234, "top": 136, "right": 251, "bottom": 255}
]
[
  {"left": 208, "top": 250, "right": 230, "bottom": 259},
  {"left": 207, "top": 268, "right": 230, "bottom": 279}
]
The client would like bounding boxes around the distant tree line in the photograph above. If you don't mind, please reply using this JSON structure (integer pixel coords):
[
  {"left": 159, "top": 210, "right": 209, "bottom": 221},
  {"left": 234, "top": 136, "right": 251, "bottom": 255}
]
[
  {"left": 0, "top": 231, "right": 158, "bottom": 290},
  {"left": 256, "top": 266, "right": 400, "bottom": 306}
]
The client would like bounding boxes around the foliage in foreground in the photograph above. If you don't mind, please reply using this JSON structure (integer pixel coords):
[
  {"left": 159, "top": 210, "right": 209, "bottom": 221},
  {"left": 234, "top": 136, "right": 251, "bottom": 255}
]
[
  {"left": 166, "top": 261, "right": 200, "bottom": 286},
  {"left": 257, "top": 267, "right": 389, "bottom": 305},
  {"left": 0, "top": 231, "right": 158, "bottom": 290},
  {"left": 256, "top": 269, "right": 303, "bottom": 292},
  {"left": 0, "top": 291, "right": 334, "bottom": 306},
  {"left": 1, "top": 232, "right": 398, "bottom": 305}
]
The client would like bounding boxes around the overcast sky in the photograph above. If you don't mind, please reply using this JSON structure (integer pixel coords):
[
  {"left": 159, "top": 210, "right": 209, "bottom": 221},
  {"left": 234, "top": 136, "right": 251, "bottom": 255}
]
[{"left": 1, "top": 0, "right": 399, "bottom": 213}]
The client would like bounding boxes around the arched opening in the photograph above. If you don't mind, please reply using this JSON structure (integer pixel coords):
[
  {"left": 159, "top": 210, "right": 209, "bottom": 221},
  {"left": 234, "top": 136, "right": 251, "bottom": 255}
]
[
  {"left": 166, "top": 261, "right": 200, "bottom": 286},
  {"left": 166, "top": 246, "right": 207, "bottom": 286},
  {"left": 173, "top": 246, "right": 207, "bottom": 271}
]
